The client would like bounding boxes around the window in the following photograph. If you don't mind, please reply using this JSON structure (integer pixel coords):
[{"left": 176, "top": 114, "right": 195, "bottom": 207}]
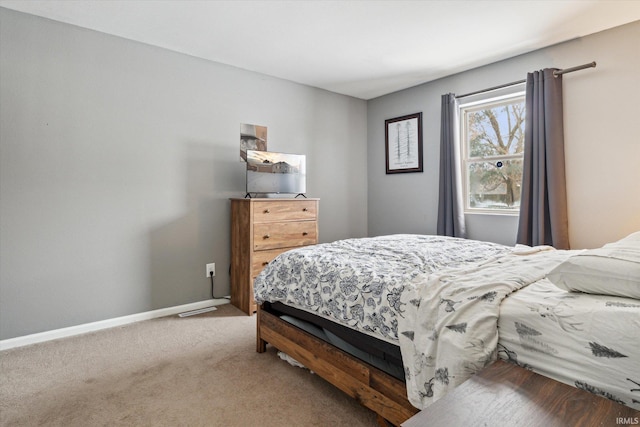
[{"left": 460, "top": 91, "right": 526, "bottom": 214}]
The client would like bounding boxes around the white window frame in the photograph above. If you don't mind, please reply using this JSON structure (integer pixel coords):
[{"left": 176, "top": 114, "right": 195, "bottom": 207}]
[{"left": 459, "top": 90, "right": 526, "bottom": 215}]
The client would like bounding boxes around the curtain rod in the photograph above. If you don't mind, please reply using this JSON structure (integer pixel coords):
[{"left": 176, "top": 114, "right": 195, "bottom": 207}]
[{"left": 456, "top": 61, "right": 597, "bottom": 99}]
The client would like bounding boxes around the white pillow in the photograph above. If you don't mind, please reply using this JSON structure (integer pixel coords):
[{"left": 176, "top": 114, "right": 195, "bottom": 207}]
[{"left": 547, "top": 231, "right": 640, "bottom": 299}]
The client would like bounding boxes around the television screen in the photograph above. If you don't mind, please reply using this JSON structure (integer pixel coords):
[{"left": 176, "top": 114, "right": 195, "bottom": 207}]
[{"left": 246, "top": 150, "right": 306, "bottom": 196}]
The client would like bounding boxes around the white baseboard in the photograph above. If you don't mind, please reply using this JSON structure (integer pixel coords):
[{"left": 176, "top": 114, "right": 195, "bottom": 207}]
[{"left": 0, "top": 299, "right": 230, "bottom": 351}]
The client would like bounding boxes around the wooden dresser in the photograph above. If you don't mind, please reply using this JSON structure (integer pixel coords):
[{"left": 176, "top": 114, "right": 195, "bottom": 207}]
[{"left": 230, "top": 198, "right": 319, "bottom": 315}]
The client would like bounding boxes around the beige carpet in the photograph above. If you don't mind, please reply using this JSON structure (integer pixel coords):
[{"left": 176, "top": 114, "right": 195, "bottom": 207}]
[{"left": 0, "top": 303, "right": 378, "bottom": 426}]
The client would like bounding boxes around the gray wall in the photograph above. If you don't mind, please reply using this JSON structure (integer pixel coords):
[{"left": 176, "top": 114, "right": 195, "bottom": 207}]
[
  {"left": 0, "top": 8, "right": 368, "bottom": 340},
  {"left": 367, "top": 21, "right": 640, "bottom": 249}
]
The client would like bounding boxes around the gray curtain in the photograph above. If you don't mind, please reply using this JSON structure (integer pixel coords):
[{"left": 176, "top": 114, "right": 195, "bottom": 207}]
[
  {"left": 437, "top": 93, "right": 466, "bottom": 238},
  {"left": 517, "top": 69, "right": 570, "bottom": 249}
]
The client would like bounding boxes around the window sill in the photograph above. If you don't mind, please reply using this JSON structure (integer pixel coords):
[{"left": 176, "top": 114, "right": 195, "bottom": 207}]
[{"left": 464, "top": 210, "right": 519, "bottom": 217}]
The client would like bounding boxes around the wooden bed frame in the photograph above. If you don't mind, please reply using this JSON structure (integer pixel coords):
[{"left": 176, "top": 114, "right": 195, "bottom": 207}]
[{"left": 256, "top": 304, "right": 419, "bottom": 426}]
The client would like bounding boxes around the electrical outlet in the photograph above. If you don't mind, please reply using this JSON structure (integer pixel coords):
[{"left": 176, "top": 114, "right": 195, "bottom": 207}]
[{"left": 206, "top": 263, "right": 216, "bottom": 278}]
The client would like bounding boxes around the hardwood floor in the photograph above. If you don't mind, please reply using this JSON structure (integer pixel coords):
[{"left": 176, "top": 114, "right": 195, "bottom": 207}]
[{"left": 402, "top": 360, "right": 639, "bottom": 426}]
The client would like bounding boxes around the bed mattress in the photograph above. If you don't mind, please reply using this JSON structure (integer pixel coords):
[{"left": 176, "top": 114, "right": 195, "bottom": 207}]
[
  {"left": 265, "top": 301, "right": 405, "bottom": 380},
  {"left": 498, "top": 278, "right": 640, "bottom": 410},
  {"left": 254, "top": 234, "right": 511, "bottom": 344}
]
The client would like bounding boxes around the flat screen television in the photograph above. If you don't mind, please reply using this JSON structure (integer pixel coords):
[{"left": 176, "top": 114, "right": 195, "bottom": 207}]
[{"left": 246, "top": 150, "right": 306, "bottom": 197}]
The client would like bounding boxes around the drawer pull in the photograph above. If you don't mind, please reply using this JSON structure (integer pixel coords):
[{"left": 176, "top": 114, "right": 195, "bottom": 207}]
[
  {"left": 263, "top": 234, "right": 270, "bottom": 239},
  {"left": 262, "top": 261, "right": 269, "bottom": 266},
  {"left": 302, "top": 232, "right": 308, "bottom": 236},
  {"left": 302, "top": 208, "right": 308, "bottom": 212},
  {"left": 263, "top": 209, "right": 270, "bottom": 214}
]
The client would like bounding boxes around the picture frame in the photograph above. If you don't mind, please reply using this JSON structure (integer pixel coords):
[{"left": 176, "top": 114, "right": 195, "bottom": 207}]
[
  {"left": 385, "top": 112, "right": 423, "bottom": 174},
  {"left": 240, "top": 123, "right": 267, "bottom": 162}
]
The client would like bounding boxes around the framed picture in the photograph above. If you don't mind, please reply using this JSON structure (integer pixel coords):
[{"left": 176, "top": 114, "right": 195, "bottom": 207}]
[
  {"left": 240, "top": 123, "right": 267, "bottom": 162},
  {"left": 385, "top": 112, "right": 423, "bottom": 174}
]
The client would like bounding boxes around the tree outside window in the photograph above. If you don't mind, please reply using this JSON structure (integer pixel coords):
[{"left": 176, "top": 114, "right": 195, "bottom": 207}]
[{"left": 461, "top": 93, "right": 525, "bottom": 213}]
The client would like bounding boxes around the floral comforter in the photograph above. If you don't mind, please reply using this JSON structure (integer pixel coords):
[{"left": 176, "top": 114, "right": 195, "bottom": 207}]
[{"left": 253, "top": 234, "right": 511, "bottom": 343}]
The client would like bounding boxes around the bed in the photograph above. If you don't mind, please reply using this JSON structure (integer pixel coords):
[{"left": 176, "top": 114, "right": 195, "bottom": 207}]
[{"left": 254, "top": 233, "right": 640, "bottom": 425}]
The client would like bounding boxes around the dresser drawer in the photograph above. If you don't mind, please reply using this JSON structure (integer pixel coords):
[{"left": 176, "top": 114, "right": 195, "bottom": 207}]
[
  {"left": 252, "top": 248, "right": 291, "bottom": 278},
  {"left": 253, "top": 221, "right": 317, "bottom": 251},
  {"left": 253, "top": 200, "right": 317, "bottom": 223}
]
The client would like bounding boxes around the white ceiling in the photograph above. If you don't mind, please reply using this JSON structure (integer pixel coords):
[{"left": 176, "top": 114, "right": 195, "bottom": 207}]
[{"left": 2, "top": 0, "right": 640, "bottom": 100}]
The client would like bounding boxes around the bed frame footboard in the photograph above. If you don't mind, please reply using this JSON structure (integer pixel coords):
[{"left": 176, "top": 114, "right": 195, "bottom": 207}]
[{"left": 256, "top": 304, "right": 418, "bottom": 426}]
